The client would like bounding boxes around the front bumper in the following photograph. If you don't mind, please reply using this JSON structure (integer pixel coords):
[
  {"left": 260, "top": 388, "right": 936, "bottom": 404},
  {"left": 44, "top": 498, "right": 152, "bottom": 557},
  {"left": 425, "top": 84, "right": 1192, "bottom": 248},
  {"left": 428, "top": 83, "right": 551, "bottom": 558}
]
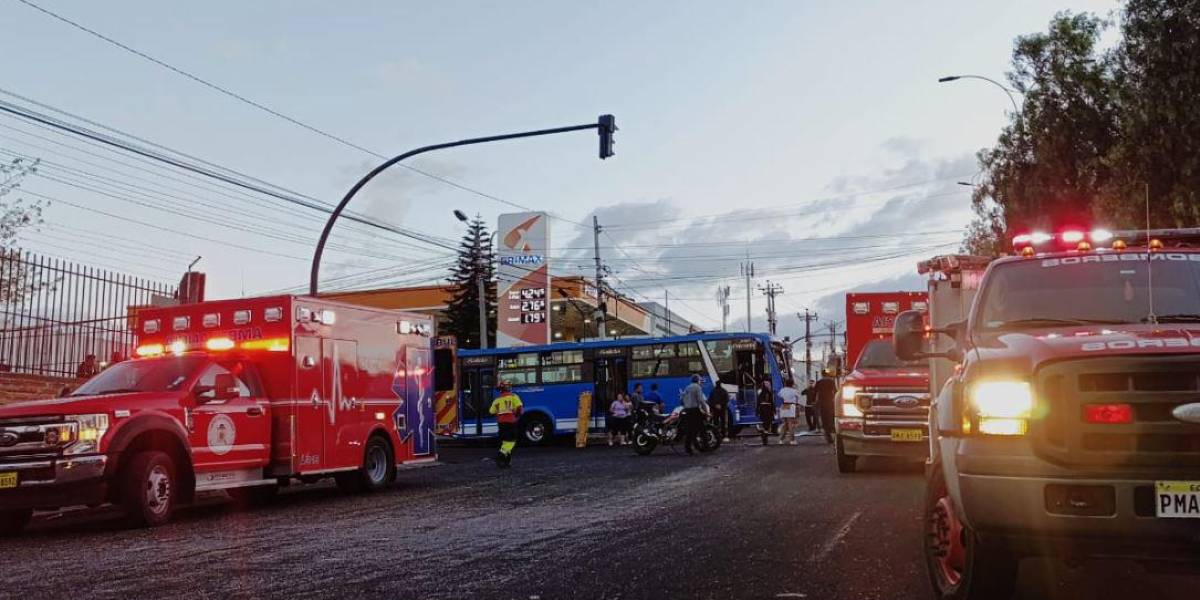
[
  {"left": 952, "top": 437, "right": 1200, "bottom": 560},
  {"left": 837, "top": 418, "right": 929, "bottom": 458},
  {"left": 0, "top": 454, "right": 109, "bottom": 511}
]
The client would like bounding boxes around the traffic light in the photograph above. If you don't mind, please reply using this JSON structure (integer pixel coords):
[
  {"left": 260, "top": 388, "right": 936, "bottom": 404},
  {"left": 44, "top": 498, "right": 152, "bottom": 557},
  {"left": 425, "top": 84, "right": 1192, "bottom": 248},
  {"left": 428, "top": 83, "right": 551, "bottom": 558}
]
[{"left": 598, "top": 114, "right": 617, "bottom": 159}]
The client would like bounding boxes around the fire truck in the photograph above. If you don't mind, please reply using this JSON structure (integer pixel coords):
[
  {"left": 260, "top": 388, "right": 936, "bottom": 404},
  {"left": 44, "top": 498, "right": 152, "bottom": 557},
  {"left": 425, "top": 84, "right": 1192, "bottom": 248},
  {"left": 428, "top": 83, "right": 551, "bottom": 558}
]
[
  {"left": 893, "top": 229, "right": 1200, "bottom": 600},
  {"left": 836, "top": 291, "right": 930, "bottom": 473},
  {"left": 0, "top": 296, "right": 438, "bottom": 534}
]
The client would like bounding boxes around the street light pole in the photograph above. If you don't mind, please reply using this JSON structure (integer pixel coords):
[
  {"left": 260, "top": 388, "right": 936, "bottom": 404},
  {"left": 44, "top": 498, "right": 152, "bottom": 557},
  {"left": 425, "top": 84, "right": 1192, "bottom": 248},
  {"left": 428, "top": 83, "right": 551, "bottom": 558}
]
[
  {"left": 310, "top": 116, "right": 617, "bottom": 296},
  {"left": 937, "top": 75, "right": 1020, "bottom": 114}
]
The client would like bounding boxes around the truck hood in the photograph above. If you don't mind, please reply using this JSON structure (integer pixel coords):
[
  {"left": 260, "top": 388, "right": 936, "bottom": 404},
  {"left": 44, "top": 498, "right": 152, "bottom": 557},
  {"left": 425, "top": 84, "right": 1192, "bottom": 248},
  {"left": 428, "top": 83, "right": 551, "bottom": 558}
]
[
  {"left": 845, "top": 368, "right": 929, "bottom": 389},
  {"left": 972, "top": 324, "right": 1200, "bottom": 374},
  {"left": 0, "top": 392, "right": 179, "bottom": 418}
]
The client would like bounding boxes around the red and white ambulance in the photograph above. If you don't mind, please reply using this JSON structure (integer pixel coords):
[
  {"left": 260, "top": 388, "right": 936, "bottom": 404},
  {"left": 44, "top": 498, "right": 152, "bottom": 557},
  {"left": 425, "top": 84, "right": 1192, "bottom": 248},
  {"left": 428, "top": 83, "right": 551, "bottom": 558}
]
[{"left": 0, "top": 295, "right": 438, "bottom": 534}]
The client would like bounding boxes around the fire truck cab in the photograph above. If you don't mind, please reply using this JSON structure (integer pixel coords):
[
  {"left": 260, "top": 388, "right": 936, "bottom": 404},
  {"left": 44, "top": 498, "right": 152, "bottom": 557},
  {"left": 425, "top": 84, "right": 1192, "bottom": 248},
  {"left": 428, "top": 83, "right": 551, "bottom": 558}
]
[
  {"left": 896, "top": 230, "right": 1200, "bottom": 600},
  {"left": 0, "top": 295, "right": 437, "bottom": 534}
]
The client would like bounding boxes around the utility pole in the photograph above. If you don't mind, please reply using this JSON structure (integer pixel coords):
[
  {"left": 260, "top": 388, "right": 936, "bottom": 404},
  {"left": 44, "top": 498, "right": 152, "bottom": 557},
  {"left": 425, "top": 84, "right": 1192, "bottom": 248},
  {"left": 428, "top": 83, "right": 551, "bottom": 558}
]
[
  {"left": 715, "top": 285, "right": 731, "bottom": 333},
  {"left": 828, "top": 322, "right": 839, "bottom": 376},
  {"left": 758, "top": 281, "right": 783, "bottom": 336},
  {"left": 664, "top": 289, "right": 670, "bottom": 335},
  {"left": 593, "top": 215, "right": 607, "bottom": 339},
  {"left": 740, "top": 262, "right": 754, "bottom": 332},
  {"left": 798, "top": 310, "right": 818, "bottom": 383}
]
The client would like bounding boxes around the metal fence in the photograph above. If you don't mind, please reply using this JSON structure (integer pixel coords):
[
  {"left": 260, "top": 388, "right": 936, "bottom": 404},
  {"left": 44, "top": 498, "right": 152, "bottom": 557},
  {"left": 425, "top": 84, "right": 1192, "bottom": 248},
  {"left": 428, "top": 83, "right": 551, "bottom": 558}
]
[{"left": 0, "top": 250, "right": 177, "bottom": 377}]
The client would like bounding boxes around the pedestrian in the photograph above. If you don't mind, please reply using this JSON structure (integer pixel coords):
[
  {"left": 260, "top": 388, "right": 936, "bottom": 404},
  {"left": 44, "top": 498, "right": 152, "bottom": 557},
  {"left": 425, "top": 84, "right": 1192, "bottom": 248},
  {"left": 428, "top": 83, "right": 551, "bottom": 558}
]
[
  {"left": 778, "top": 378, "right": 801, "bottom": 445},
  {"left": 76, "top": 354, "right": 99, "bottom": 380},
  {"left": 708, "top": 380, "right": 731, "bottom": 442},
  {"left": 489, "top": 380, "right": 524, "bottom": 468},
  {"left": 679, "top": 374, "right": 708, "bottom": 456},
  {"left": 802, "top": 381, "right": 818, "bottom": 432},
  {"left": 609, "top": 392, "right": 631, "bottom": 446},
  {"left": 618, "top": 393, "right": 634, "bottom": 445},
  {"left": 756, "top": 380, "right": 775, "bottom": 446},
  {"left": 631, "top": 383, "right": 646, "bottom": 406},
  {"left": 645, "top": 383, "right": 665, "bottom": 414},
  {"left": 815, "top": 370, "right": 838, "bottom": 444}
]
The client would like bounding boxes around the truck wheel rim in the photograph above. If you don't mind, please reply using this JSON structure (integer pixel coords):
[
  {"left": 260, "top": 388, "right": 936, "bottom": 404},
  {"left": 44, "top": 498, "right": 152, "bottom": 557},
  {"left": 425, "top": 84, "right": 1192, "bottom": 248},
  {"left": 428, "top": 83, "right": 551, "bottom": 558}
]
[
  {"left": 526, "top": 421, "right": 545, "bottom": 442},
  {"left": 366, "top": 444, "right": 388, "bottom": 483},
  {"left": 930, "top": 495, "right": 965, "bottom": 588},
  {"left": 146, "top": 465, "right": 172, "bottom": 516}
]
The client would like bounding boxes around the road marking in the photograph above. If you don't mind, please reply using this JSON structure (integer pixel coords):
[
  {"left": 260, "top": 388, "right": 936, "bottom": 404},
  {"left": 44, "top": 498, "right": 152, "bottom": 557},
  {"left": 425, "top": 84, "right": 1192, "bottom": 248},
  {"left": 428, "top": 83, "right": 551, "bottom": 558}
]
[
  {"left": 776, "top": 594, "right": 807, "bottom": 598},
  {"left": 812, "top": 510, "right": 862, "bottom": 562}
]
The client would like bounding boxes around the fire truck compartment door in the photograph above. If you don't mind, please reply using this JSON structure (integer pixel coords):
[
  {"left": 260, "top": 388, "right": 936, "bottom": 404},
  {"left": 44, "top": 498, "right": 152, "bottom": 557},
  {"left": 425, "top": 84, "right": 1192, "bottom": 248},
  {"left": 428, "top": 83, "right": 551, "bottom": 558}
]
[{"left": 294, "top": 336, "right": 326, "bottom": 472}]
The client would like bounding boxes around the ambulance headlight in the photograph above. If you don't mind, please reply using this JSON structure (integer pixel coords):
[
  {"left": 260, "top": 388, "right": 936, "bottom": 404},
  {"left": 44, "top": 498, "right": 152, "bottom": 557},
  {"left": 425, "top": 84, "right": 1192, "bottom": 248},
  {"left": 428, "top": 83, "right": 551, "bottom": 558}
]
[
  {"left": 841, "top": 385, "right": 863, "bottom": 418},
  {"left": 63, "top": 414, "right": 110, "bottom": 455},
  {"left": 968, "top": 381, "right": 1033, "bottom": 436}
]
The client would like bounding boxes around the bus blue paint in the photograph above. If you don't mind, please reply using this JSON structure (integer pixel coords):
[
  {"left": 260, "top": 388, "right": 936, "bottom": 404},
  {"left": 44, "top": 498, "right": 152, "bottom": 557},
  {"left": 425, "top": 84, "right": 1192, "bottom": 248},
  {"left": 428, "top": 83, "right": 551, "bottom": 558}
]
[{"left": 452, "top": 332, "right": 795, "bottom": 442}]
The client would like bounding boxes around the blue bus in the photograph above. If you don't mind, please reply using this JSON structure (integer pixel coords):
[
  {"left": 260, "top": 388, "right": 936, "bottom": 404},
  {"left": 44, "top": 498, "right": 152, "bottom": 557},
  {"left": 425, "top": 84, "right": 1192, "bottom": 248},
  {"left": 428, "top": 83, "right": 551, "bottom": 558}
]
[{"left": 453, "top": 332, "right": 794, "bottom": 444}]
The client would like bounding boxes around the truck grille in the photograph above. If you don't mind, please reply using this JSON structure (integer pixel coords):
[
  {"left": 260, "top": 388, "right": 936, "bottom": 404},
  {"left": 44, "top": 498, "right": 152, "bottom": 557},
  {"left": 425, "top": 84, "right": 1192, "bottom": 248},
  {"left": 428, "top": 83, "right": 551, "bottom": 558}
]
[
  {"left": 1035, "top": 356, "right": 1200, "bottom": 468},
  {"left": 0, "top": 417, "right": 64, "bottom": 458},
  {"left": 858, "top": 388, "right": 930, "bottom": 415}
]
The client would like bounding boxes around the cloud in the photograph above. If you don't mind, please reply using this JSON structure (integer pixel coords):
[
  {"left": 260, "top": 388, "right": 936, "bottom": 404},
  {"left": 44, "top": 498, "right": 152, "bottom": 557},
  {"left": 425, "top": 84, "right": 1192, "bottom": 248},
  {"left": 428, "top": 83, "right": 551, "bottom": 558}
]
[{"left": 547, "top": 146, "right": 978, "bottom": 333}]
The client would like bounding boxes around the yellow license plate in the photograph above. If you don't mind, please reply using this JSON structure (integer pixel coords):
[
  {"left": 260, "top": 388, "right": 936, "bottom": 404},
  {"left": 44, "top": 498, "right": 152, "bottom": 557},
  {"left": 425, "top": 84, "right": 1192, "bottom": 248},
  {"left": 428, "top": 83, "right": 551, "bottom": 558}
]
[
  {"left": 1156, "top": 481, "right": 1200, "bottom": 518},
  {"left": 0, "top": 472, "right": 16, "bottom": 489},
  {"left": 891, "top": 429, "right": 924, "bottom": 442}
]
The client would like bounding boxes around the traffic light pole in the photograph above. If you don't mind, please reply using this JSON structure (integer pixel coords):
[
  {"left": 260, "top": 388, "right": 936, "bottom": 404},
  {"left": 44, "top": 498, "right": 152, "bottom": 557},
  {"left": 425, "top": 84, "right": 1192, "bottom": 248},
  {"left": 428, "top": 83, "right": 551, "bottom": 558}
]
[{"left": 310, "top": 116, "right": 617, "bottom": 296}]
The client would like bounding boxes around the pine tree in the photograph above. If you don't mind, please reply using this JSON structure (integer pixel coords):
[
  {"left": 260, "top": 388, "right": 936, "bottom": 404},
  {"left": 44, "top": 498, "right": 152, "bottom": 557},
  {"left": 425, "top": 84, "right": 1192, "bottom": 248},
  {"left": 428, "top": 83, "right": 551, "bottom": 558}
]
[{"left": 444, "top": 215, "right": 495, "bottom": 348}]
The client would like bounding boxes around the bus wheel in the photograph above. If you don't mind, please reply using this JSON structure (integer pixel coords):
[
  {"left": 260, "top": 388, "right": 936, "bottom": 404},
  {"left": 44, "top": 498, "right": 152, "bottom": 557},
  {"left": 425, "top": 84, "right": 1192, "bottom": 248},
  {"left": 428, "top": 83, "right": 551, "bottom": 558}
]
[
  {"left": 337, "top": 435, "right": 396, "bottom": 493},
  {"left": 119, "top": 450, "right": 177, "bottom": 528},
  {"left": 520, "top": 414, "right": 552, "bottom": 446},
  {"left": 925, "top": 464, "right": 1017, "bottom": 600},
  {"left": 0, "top": 509, "right": 31, "bottom": 536},
  {"left": 836, "top": 436, "right": 858, "bottom": 473}
]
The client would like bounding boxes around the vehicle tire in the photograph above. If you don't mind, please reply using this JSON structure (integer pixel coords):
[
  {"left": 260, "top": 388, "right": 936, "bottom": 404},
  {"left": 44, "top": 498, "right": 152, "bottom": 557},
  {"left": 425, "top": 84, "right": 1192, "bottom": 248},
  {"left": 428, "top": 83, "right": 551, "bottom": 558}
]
[
  {"left": 519, "top": 413, "right": 552, "bottom": 447},
  {"left": 925, "top": 463, "right": 1018, "bottom": 600},
  {"left": 119, "top": 450, "right": 177, "bottom": 528},
  {"left": 227, "top": 484, "right": 279, "bottom": 509},
  {"left": 699, "top": 424, "right": 723, "bottom": 452},
  {"left": 0, "top": 509, "right": 32, "bottom": 537},
  {"left": 836, "top": 436, "right": 858, "bottom": 474},
  {"left": 336, "top": 435, "right": 396, "bottom": 494},
  {"left": 632, "top": 427, "right": 658, "bottom": 456}
]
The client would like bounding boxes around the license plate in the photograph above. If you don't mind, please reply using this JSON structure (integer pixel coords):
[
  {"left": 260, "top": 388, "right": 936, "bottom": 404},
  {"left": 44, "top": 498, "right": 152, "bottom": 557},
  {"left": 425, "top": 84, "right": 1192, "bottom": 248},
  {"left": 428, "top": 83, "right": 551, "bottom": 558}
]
[
  {"left": 891, "top": 428, "right": 923, "bottom": 442},
  {"left": 1156, "top": 481, "right": 1200, "bottom": 518},
  {"left": 0, "top": 472, "right": 16, "bottom": 490}
]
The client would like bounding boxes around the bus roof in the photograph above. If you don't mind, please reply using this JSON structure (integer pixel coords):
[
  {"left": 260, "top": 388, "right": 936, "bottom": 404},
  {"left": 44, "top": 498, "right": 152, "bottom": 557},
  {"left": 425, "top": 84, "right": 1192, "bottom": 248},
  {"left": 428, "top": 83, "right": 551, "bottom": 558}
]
[{"left": 458, "top": 331, "right": 783, "bottom": 357}]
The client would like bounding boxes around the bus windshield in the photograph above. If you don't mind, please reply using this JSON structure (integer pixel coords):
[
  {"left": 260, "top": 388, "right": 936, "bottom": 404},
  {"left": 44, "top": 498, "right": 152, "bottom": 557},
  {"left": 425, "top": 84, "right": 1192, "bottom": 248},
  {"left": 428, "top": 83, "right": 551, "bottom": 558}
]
[
  {"left": 977, "top": 255, "right": 1200, "bottom": 331},
  {"left": 71, "top": 355, "right": 208, "bottom": 396}
]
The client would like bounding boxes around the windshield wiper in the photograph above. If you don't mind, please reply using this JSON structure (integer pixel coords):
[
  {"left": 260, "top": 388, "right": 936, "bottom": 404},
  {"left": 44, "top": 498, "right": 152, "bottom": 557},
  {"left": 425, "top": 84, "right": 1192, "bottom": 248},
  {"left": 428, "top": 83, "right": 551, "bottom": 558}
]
[
  {"left": 992, "top": 318, "right": 1127, "bottom": 329},
  {"left": 70, "top": 388, "right": 142, "bottom": 397},
  {"left": 1144, "top": 313, "right": 1200, "bottom": 323}
]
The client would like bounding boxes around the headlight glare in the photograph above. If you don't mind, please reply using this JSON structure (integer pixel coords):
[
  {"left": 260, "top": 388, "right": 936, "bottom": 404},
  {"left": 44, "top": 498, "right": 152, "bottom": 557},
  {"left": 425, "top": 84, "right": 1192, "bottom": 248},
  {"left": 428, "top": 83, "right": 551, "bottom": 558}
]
[
  {"left": 969, "top": 381, "right": 1033, "bottom": 436},
  {"left": 63, "top": 413, "right": 110, "bottom": 455},
  {"left": 841, "top": 385, "right": 859, "bottom": 401}
]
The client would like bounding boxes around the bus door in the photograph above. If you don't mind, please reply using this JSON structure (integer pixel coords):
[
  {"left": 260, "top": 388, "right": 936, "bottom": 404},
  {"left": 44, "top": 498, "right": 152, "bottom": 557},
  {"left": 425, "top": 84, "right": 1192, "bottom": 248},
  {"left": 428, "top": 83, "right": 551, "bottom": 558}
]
[
  {"left": 593, "top": 349, "right": 627, "bottom": 430},
  {"left": 459, "top": 357, "right": 496, "bottom": 436},
  {"left": 732, "top": 339, "right": 761, "bottom": 419}
]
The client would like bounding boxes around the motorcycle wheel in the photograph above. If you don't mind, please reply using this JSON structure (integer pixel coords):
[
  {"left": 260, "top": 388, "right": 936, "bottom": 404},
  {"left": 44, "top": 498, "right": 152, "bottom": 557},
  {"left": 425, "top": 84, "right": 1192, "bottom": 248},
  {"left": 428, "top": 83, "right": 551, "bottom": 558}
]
[
  {"left": 633, "top": 428, "right": 658, "bottom": 456},
  {"left": 699, "top": 425, "right": 722, "bottom": 452}
]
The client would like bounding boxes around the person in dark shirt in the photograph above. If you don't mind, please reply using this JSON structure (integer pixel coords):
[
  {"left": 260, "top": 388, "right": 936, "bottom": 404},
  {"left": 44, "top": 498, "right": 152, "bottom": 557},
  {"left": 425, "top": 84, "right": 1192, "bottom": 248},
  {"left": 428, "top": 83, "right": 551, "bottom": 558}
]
[
  {"left": 708, "top": 382, "right": 731, "bottom": 442},
  {"left": 814, "top": 371, "right": 838, "bottom": 444},
  {"left": 802, "top": 381, "right": 818, "bottom": 432},
  {"left": 756, "top": 380, "right": 775, "bottom": 446}
]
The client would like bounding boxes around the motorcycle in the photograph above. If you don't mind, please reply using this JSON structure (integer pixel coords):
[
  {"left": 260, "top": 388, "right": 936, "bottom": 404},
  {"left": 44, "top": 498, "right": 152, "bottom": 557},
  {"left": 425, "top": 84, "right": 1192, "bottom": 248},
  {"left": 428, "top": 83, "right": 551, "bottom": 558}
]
[{"left": 631, "top": 401, "right": 722, "bottom": 456}]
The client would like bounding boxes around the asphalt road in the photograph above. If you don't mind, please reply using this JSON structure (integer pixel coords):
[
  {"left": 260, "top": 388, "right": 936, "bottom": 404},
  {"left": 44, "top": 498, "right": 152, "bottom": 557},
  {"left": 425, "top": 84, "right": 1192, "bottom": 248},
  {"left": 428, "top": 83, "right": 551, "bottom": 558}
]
[{"left": 3, "top": 434, "right": 1197, "bottom": 599}]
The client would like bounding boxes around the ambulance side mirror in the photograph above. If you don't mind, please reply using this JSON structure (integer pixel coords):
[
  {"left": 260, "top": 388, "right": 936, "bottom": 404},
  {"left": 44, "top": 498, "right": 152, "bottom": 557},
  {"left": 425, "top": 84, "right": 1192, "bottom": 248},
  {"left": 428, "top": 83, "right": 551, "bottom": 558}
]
[
  {"left": 212, "top": 373, "right": 240, "bottom": 400},
  {"left": 894, "top": 311, "right": 962, "bottom": 362}
]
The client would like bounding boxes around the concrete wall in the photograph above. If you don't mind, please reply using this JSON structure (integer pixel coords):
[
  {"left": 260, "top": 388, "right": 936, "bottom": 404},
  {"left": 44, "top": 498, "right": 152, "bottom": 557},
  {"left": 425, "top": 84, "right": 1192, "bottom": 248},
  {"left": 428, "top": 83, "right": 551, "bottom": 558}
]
[{"left": 0, "top": 373, "right": 83, "bottom": 405}]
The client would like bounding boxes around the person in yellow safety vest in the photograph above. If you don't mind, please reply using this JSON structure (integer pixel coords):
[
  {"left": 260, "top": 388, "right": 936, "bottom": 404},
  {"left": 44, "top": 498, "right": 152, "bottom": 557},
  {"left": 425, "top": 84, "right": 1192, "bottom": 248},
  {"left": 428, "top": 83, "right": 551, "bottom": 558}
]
[{"left": 490, "top": 380, "right": 524, "bottom": 468}]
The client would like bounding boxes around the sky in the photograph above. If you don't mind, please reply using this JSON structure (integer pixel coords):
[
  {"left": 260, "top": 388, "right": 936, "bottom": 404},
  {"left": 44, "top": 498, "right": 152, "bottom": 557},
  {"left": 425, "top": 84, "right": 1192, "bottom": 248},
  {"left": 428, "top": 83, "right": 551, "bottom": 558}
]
[{"left": 0, "top": 0, "right": 1121, "bottom": 343}]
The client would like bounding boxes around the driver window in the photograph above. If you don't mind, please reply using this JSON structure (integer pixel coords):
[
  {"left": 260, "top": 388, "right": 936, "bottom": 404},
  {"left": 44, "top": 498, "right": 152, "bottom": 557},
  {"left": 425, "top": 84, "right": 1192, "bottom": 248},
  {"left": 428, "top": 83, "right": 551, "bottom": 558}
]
[{"left": 193, "top": 363, "right": 252, "bottom": 402}]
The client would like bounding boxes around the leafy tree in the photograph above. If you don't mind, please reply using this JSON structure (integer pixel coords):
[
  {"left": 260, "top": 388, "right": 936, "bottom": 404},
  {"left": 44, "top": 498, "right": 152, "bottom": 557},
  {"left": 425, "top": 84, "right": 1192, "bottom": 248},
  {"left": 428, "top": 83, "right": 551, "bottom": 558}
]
[
  {"left": 1099, "top": 0, "right": 1200, "bottom": 227},
  {"left": 0, "top": 157, "right": 48, "bottom": 303},
  {"left": 964, "top": 12, "right": 1117, "bottom": 253},
  {"left": 444, "top": 215, "right": 495, "bottom": 349}
]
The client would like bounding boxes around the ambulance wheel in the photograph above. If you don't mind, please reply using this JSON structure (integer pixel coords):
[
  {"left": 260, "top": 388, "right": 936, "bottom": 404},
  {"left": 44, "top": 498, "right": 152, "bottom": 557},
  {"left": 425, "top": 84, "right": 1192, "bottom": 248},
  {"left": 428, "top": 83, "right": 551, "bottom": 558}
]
[
  {"left": 0, "top": 509, "right": 32, "bottom": 536},
  {"left": 337, "top": 435, "right": 396, "bottom": 494},
  {"left": 520, "top": 414, "right": 552, "bottom": 446},
  {"left": 925, "top": 464, "right": 1017, "bottom": 600},
  {"left": 836, "top": 437, "right": 858, "bottom": 473},
  {"left": 119, "top": 450, "right": 176, "bottom": 528},
  {"left": 227, "top": 484, "right": 278, "bottom": 509}
]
